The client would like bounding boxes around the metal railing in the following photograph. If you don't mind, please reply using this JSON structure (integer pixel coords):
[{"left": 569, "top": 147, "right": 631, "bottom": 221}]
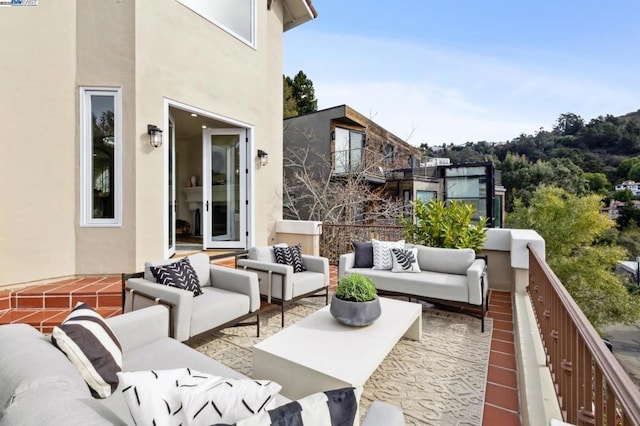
[
  {"left": 528, "top": 244, "right": 640, "bottom": 425},
  {"left": 320, "top": 223, "right": 404, "bottom": 264}
]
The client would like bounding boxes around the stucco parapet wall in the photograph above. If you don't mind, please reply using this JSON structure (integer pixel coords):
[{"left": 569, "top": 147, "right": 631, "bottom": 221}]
[
  {"left": 483, "top": 228, "right": 546, "bottom": 268},
  {"left": 275, "top": 220, "right": 322, "bottom": 235}
]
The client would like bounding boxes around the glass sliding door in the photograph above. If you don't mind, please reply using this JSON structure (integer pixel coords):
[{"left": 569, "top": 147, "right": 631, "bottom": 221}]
[{"left": 202, "top": 128, "right": 246, "bottom": 248}]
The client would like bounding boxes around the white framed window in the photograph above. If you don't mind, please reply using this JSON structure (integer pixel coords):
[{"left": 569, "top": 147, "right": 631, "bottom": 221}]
[
  {"left": 176, "top": 0, "right": 256, "bottom": 48},
  {"left": 80, "top": 87, "right": 122, "bottom": 227}
]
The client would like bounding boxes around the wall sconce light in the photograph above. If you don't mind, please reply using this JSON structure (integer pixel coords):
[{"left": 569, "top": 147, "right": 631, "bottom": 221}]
[
  {"left": 257, "top": 149, "right": 269, "bottom": 166},
  {"left": 147, "top": 124, "right": 163, "bottom": 148}
]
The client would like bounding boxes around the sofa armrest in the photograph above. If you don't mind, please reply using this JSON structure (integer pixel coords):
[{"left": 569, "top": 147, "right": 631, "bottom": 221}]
[
  {"left": 302, "top": 255, "right": 329, "bottom": 287},
  {"left": 466, "top": 258, "right": 488, "bottom": 306},
  {"left": 338, "top": 253, "right": 355, "bottom": 280},
  {"left": 126, "top": 278, "right": 193, "bottom": 342},
  {"left": 236, "top": 259, "right": 293, "bottom": 276},
  {"left": 107, "top": 305, "right": 170, "bottom": 353},
  {"left": 209, "top": 264, "right": 260, "bottom": 312},
  {"left": 362, "top": 401, "right": 405, "bottom": 426}
]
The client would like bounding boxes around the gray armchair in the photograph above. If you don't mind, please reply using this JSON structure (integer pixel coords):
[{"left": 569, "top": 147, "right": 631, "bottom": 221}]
[
  {"left": 124, "top": 253, "right": 260, "bottom": 342},
  {"left": 236, "top": 245, "right": 329, "bottom": 327}
]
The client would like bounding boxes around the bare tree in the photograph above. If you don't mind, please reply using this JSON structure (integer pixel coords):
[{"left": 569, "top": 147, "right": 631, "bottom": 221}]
[{"left": 283, "top": 128, "right": 405, "bottom": 224}]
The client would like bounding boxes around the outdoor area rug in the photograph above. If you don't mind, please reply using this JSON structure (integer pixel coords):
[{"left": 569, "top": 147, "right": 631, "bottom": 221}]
[{"left": 189, "top": 298, "right": 493, "bottom": 425}]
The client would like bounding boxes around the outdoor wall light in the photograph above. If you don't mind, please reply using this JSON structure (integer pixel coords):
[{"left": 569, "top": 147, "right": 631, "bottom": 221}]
[
  {"left": 257, "top": 149, "right": 269, "bottom": 166},
  {"left": 147, "top": 124, "right": 163, "bottom": 148}
]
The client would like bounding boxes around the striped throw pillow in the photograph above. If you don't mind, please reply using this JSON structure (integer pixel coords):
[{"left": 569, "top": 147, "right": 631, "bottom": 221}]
[
  {"left": 52, "top": 302, "right": 122, "bottom": 398},
  {"left": 236, "top": 387, "right": 359, "bottom": 426}
]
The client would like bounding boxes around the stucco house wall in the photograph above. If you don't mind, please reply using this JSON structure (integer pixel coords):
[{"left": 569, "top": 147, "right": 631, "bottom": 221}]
[{"left": 0, "top": 0, "right": 314, "bottom": 285}]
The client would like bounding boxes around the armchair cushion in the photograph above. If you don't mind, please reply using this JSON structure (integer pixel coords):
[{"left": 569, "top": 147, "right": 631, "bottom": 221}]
[
  {"left": 150, "top": 257, "right": 203, "bottom": 296},
  {"left": 273, "top": 244, "right": 306, "bottom": 273}
]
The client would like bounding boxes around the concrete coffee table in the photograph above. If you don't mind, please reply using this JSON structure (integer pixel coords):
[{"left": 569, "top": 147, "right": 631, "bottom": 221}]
[{"left": 252, "top": 297, "right": 422, "bottom": 399}]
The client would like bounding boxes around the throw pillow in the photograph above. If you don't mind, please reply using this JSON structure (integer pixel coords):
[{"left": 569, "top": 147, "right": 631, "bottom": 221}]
[
  {"left": 273, "top": 244, "right": 306, "bottom": 273},
  {"left": 371, "top": 239, "right": 405, "bottom": 270},
  {"left": 351, "top": 241, "right": 374, "bottom": 268},
  {"left": 51, "top": 302, "right": 122, "bottom": 398},
  {"left": 235, "top": 387, "right": 359, "bottom": 426},
  {"left": 118, "top": 368, "right": 281, "bottom": 426},
  {"left": 391, "top": 247, "right": 421, "bottom": 273},
  {"left": 150, "top": 257, "right": 203, "bottom": 296}
]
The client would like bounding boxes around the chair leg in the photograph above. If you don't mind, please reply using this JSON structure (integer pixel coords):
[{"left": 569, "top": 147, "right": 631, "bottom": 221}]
[
  {"left": 281, "top": 300, "right": 285, "bottom": 328},
  {"left": 256, "top": 312, "right": 260, "bottom": 338},
  {"left": 325, "top": 286, "right": 329, "bottom": 305}
]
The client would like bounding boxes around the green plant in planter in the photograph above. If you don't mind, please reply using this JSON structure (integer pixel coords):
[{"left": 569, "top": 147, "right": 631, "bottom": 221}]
[
  {"left": 402, "top": 198, "right": 488, "bottom": 252},
  {"left": 336, "top": 273, "right": 377, "bottom": 302}
]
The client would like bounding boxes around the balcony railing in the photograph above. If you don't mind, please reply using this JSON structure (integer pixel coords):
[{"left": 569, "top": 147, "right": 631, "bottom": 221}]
[
  {"left": 528, "top": 244, "right": 640, "bottom": 425},
  {"left": 320, "top": 223, "right": 404, "bottom": 264}
]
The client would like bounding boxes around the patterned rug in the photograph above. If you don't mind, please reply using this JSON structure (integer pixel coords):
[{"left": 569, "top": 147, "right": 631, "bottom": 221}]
[{"left": 189, "top": 298, "right": 493, "bottom": 425}]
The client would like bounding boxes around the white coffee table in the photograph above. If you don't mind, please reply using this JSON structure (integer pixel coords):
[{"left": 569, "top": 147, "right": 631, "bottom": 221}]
[{"left": 252, "top": 297, "right": 422, "bottom": 399}]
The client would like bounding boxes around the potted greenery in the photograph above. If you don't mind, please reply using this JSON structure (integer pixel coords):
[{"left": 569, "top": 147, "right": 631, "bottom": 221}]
[{"left": 330, "top": 273, "right": 381, "bottom": 327}]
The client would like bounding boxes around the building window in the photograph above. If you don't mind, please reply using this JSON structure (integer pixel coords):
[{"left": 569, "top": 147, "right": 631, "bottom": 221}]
[
  {"left": 176, "top": 0, "right": 256, "bottom": 47},
  {"left": 80, "top": 87, "right": 122, "bottom": 226},
  {"left": 383, "top": 144, "right": 394, "bottom": 164},
  {"left": 333, "top": 127, "right": 364, "bottom": 174},
  {"left": 416, "top": 191, "right": 436, "bottom": 203},
  {"left": 444, "top": 165, "right": 492, "bottom": 225}
]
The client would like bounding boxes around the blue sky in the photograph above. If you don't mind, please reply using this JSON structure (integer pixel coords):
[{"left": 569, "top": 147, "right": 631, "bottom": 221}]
[{"left": 283, "top": 1, "right": 640, "bottom": 146}]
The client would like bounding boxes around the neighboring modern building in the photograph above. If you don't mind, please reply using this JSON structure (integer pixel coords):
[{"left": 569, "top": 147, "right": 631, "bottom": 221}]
[
  {"left": 0, "top": 0, "right": 316, "bottom": 285},
  {"left": 614, "top": 180, "right": 640, "bottom": 196},
  {"left": 283, "top": 105, "right": 505, "bottom": 227}
]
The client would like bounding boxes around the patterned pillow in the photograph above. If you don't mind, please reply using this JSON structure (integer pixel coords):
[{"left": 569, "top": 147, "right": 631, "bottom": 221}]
[
  {"left": 118, "top": 368, "right": 281, "bottom": 426},
  {"left": 273, "top": 244, "right": 306, "bottom": 273},
  {"left": 371, "top": 239, "right": 405, "bottom": 270},
  {"left": 51, "top": 302, "right": 122, "bottom": 398},
  {"left": 235, "top": 387, "right": 359, "bottom": 426},
  {"left": 391, "top": 247, "right": 421, "bottom": 273},
  {"left": 150, "top": 257, "right": 203, "bottom": 296},
  {"left": 352, "top": 241, "right": 374, "bottom": 268}
]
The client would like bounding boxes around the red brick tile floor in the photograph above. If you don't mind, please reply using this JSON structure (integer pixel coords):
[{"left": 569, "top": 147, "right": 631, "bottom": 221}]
[{"left": 0, "top": 262, "right": 520, "bottom": 424}]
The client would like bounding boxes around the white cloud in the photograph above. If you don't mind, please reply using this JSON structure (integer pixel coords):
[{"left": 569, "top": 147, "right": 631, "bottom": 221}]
[{"left": 284, "top": 30, "right": 640, "bottom": 145}]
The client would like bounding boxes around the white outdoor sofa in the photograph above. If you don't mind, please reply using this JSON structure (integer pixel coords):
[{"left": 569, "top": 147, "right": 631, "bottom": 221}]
[{"left": 339, "top": 244, "right": 489, "bottom": 332}]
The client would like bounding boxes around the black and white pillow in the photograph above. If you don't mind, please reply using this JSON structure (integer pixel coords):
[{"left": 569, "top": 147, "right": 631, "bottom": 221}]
[
  {"left": 371, "top": 239, "right": 405, "bottom": 270},
  {"left": 391, "top": 247, "right": 421, "bottom": 273},
  {"left": 236, "top": 387, "right": 359, "bottom": 426},
  {"left": 150, "top": 257, "right": 203, "bottom": 296},
  {"left": 273, "top": 244, "right": 306, "bottom": 273},
  {"left": 51, "top": 302, "right": 122, "bottom": 398},
  {"left": 118, "top": 368, "right": 281, "bottom": 426}
]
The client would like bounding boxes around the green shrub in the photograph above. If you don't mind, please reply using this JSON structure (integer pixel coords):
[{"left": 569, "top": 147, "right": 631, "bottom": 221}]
[
  {"left": 336, "top": 273, "right": 377, "bottom": 302},
  {"left": 401, "top": 198, "right": 488, "bottom": 252}
]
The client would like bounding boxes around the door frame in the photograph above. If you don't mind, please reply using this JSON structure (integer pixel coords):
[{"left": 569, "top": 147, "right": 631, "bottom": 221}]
[
  {"left": 202, "top": 127, "right": 247, "bottom": 249},
  {"left": 163, "top": 99, "right": 255, "bottom": 258}
]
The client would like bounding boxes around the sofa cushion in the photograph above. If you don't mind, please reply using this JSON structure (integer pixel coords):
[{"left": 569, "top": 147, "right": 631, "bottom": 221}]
[
  {"left": 0, "top": 323, "right": 91, "bottom": 412},
  {"left": 235, "top": 387, "right": 359, "bottom": 426},
  {"left": 52, "top": 303, "right": 123, "bottom": 398},
  {"left": 118, "top": 368, "right": 281, "bottom": 426},
  {"left": 150, "top": 257, "right": 203, "bottom": 296},
  {"left": 0, "top": 387, "right": 122, "bottom": 426},
  {"left": 371, "top": 239, "right": 405, "bottom": 270},
  {"left": 273, "top": 244, "right": 306, "bottom": 273},
  {"left": 391, "top": 247, "right": 421, "bottom": 273},
  {"left": 352, "top": 241, "right": 374, "bottom": 268},
  {"left": 415, "top": 246, "right": 475, "bottom": 275}
]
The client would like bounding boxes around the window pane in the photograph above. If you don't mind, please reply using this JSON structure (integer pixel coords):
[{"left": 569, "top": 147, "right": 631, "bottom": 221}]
[
  {"left": 178, "top": 0, "right": 253, "bottom": 43},
  {"left": 334, "top": 127, "right": 349, "bottom": 173},
  {"left": 350, "top": 132, "right": 363, "bottom": 169},
  {"left": 91, "top": 95, "right": 115, "bottom": 219}
]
